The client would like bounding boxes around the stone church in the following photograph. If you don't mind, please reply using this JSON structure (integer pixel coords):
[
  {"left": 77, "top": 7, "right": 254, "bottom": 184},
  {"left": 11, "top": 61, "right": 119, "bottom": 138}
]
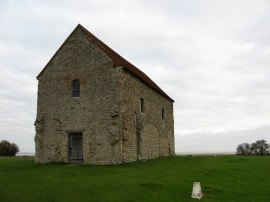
[{"left": 35, "top": 24, "right": 175, "bottom": 164}]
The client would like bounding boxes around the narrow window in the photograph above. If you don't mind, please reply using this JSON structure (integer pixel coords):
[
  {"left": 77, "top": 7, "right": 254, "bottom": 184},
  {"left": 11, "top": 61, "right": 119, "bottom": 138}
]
[
  {"left": 140, "top": 98, "right": 144, "bottom": 113},
  {"left": 73, "top": 79, "right": 80, "bottom": 97},
  {"left": 162, "top": 108, "right": 165, "bottom": 120}
]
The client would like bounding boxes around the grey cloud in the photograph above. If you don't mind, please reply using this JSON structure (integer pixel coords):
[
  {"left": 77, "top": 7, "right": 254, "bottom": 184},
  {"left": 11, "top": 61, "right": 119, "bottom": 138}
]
[
  {"left": 0, "top": 0, "right": 270, "bottom": 153},
  {"left": 176, "top": 124, "right": 270, "bottom": 153}
]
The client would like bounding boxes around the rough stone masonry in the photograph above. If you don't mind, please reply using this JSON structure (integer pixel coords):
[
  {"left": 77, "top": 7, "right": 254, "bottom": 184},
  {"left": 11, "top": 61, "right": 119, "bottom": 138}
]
[{"left": 35, "top": 24, "right": 175, "bottom": 164}]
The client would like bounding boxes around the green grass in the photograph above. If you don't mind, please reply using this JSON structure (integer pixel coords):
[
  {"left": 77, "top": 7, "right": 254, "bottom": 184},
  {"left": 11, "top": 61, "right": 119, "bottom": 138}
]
[{"left": 0, "top": 155, "right": 269, "bottom": 202}]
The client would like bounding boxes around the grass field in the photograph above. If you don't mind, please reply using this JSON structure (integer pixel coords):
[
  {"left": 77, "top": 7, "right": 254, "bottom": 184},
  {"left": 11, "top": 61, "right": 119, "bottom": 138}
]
[{"left": 0, "top": 155, "right": 269, "bottom": 202}]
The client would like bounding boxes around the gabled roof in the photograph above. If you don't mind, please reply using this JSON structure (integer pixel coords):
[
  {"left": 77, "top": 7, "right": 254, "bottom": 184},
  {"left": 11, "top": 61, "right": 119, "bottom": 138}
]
[{"left": 37, "top": 24, "right": 174, "bottom": 102}]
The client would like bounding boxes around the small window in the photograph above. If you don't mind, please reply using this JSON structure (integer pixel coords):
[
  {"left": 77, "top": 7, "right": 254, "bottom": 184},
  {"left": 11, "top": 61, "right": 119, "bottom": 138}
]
[
  {"left": 140, "top": 98, "right": 144, "bottom": 113},
  {"left": 73, "top": 79, "right": 80, "bottom": 97},
  {"left": 162, "top": 108, "right": 165, "bottom": 120}
]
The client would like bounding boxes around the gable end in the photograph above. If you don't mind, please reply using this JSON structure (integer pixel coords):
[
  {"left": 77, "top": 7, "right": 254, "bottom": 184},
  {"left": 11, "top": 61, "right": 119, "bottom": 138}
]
[{"left": 37, "top": 24, "right": 174, "bottom": 102}]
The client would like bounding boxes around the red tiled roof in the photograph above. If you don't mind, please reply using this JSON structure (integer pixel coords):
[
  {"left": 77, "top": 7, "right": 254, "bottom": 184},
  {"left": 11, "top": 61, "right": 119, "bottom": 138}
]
[{"left": 37, "top": 24, "right": 174, "bottom": 102}]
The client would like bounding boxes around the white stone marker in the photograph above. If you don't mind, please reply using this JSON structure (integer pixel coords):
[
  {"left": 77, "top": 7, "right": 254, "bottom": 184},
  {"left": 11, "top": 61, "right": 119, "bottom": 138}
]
[{"left": 191, "top": 182, "right": 202, "bottom": 199}]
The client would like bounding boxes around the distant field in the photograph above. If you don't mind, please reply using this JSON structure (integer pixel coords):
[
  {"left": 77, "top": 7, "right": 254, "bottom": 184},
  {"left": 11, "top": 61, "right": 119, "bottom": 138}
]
[{"left": 0, "top": 155, "right": 269, "bottom": 202}]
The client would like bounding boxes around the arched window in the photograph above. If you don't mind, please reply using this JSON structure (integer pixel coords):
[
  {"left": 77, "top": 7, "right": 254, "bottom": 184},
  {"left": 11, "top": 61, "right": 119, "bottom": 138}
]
[{"left": 73, "top": 79, "right": 80, "bottom": 97}]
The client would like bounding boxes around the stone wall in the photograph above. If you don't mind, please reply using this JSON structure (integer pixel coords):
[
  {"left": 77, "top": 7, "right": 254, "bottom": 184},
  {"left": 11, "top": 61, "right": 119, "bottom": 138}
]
[
  {"left": 120, "top": 70, "right": 175, "bottom": 163},
  {"left": 35, "top": 27, "right": 122, "bottom": 164},
  {"left": 35, "top": 26, "right": 174, "bottom": 165}
]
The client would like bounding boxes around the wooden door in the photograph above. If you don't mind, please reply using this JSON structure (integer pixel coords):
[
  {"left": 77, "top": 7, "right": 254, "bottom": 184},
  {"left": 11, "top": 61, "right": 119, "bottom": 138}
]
[{"left": 69, "top": 132, "right": 83, "bottom": 163}]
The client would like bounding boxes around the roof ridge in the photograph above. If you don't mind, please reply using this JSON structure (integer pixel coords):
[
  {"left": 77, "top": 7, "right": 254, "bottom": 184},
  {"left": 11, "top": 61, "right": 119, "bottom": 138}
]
[{"left": 78, "top": 24, "right": 174, "bottom": 102}]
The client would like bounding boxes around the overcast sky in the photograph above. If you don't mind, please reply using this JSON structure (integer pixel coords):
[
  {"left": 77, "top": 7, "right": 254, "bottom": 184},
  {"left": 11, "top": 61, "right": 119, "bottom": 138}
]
[{"left": 1, "top": 0, "right": 270, "bottom": 153}]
